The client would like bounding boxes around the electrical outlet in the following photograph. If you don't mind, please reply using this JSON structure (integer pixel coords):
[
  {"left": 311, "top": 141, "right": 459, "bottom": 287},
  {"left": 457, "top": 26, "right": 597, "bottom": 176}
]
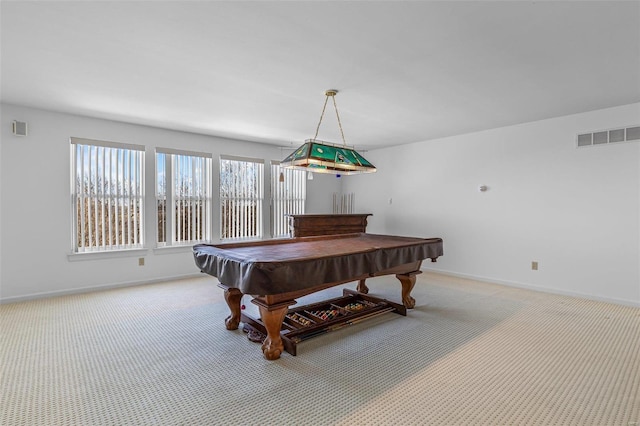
[
  {"left": 531, "top": 261, "right": 538, "bottom": 271},
  {"left": 138, "top": 257, "right": 145, "bottom": 266}
]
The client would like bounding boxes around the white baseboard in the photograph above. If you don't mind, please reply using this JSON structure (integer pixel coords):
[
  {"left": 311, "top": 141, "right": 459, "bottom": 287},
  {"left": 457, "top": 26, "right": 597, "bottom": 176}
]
[
  {"left": 4, "top": 268, "right": 638, "bottom": 309},
  {"left": 0, "top": 273, "right": 206, "bottom": 304},
  {"left": 423, "top": 267, "right": 640, "bottom": 308}
]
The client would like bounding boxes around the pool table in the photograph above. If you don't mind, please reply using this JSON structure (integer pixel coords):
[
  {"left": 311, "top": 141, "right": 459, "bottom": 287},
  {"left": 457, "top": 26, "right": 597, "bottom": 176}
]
[{"left": 193, "top": 233, "right": 443, "bottom": 360}]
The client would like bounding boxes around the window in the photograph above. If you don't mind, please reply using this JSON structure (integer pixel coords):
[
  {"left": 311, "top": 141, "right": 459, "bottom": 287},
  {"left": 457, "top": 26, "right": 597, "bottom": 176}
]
[
  {"left": 156, "top": 149, "right": 212, "bottom": 246},
  {"left": 270, "top": 162, "right": 306, "bottom": 237},
  {"left": 220, "top": 156, "right": 264, "bottom": 240},
  {"left": 71, "top": 138, "right": 144, "bottom": 253}
]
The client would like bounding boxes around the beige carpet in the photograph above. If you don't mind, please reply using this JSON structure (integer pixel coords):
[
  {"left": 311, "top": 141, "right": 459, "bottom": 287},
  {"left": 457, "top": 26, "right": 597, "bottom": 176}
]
[{"left": 1, "top": 272, "right": 638, "bottom": 425}]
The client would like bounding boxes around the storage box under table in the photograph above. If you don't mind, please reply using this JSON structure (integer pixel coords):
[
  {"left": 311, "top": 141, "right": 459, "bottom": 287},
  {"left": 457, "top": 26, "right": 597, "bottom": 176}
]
[{"left": 241, "top": 289, "right": 406, "bottom": 356}]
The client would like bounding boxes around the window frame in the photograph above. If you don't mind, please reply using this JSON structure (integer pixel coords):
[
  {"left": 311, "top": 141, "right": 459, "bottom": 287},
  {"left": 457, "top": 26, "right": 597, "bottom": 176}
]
[
  {"left": 156, "top": 148, "right": 213, "bottom": 247},
  {"left": 70, "top": 137, "right": 145, "bottom": 254},
  {"left": 219, "top": 155, "right": 265, "bottom": 241}
]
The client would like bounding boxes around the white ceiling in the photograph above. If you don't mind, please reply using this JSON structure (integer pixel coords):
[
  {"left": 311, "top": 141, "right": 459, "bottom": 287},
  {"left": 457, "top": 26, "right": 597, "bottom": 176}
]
[{"left": 2, "top": 1, "right": 639, "bottom": 150}]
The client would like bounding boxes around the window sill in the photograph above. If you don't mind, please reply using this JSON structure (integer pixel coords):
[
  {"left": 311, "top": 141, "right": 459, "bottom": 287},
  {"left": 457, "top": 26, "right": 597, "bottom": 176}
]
[
  {"left": 67, "top": 248, "right": 149, "bottom": 262},
  {"left": 153, "top": 245, "right": 195, "bottom": 255}
]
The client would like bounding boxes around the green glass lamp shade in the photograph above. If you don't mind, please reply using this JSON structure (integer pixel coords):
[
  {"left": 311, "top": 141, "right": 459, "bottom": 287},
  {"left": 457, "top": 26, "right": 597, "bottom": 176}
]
[{"left": 280, "top": 140, "right": 376, "bottom": 175}]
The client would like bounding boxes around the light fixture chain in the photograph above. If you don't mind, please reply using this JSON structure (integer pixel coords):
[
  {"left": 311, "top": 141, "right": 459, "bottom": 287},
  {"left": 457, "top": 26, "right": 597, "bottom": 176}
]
[
  {"left": 331, "top": 95, "right": 347, "bottom": 146},
  {"left": 313, "top": 95, "right": 330, "bottom": 141}
]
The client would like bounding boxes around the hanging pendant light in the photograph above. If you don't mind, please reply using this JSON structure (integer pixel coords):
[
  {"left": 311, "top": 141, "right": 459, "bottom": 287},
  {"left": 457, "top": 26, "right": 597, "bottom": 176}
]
[{"left": 280, "top": 90, "right": 376, "bottom": 175}]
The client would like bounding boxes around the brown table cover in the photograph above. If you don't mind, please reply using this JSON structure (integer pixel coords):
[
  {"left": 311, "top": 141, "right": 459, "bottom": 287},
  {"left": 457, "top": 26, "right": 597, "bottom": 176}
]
[{"left": 193, "top": 233, "right": 443, "bottom": 295}]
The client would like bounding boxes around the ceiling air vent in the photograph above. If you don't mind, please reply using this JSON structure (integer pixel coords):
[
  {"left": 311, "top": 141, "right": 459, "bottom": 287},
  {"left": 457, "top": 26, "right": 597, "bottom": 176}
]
[{"left": 577, "top": 125, "right": 640, "bottom": 148}]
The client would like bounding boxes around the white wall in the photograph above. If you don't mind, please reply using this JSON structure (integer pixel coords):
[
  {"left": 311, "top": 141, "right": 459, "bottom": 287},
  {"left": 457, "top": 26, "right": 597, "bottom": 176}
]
[
  {"left": 346, "top": 103, "right": 640, "bottom": 306},
  {"left": 0, "top": 109, "right": 2, "bottom": 297},
  {"left": 306, "top": 174, "right": 344, "bottom": 214},
  {"left": 4, "top": 102, "right": 637, "bottom": 306},
  {"left": 0, "top": 104, "right": 340, "bottom": 302}
]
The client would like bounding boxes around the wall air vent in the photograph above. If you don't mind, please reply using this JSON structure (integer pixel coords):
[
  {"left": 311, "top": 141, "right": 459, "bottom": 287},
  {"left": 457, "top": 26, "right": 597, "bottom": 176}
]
[
  {"left": 577, "top": 125, "right": 640, "bottom": 148},
  {"left": 12, "top": 120, "right": 27, "bottom": 136}
]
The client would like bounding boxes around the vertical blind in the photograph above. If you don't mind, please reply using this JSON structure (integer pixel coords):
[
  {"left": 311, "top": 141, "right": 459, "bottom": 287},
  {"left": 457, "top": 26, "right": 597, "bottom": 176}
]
[
  {"left": 271, "top": 163, "right": 306, "bottom": 237},
  {"left": 220, "top": 156, "right": 264, "bottom": 240},
  {"left": 156, "top": 149, "right": 212, "bottom": 246},
  {"left": 71, "top": 138, "right": 145, "bottom": 252},
  {"left": 72, "top": 140, "right": 305, "bottom": 249}
]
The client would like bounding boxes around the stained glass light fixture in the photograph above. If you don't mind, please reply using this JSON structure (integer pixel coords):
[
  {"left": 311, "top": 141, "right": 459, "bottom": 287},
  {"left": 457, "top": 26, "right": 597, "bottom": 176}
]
[{"left": 280, "top": 90, "right": 376, "bottom": 175}]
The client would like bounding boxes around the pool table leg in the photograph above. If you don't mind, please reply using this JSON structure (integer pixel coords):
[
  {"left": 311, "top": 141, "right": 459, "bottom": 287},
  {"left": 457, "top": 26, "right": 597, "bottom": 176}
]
[
  {"left": 356, "top": 279, "right": 369, "bottom": 294},
  {"left": 396, "top": 271, "right": 421, "bottom": 309},
  {"left": 257, "top": 304, "right": 289, "bottom": 360},
  {"left": 221, "top": 286, "right": 243, "bottom": 330}
]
